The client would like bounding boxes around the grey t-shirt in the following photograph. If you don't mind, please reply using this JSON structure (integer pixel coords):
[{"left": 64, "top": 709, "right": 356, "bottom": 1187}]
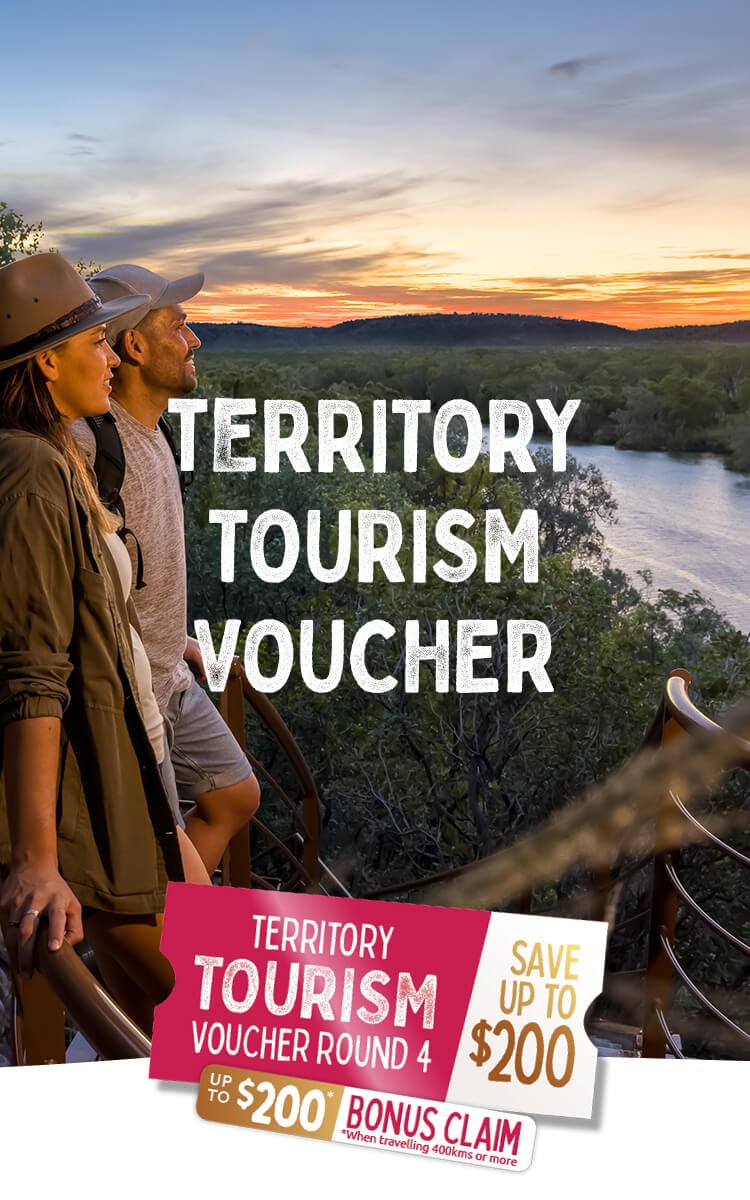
[{"left": 74, "top": 401, "right": 192, "bottom": 711}]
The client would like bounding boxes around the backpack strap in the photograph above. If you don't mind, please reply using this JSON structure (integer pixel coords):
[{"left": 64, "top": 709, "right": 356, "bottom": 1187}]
[
  {"left": 120, "top": 524, "right": 146, "bottom": 591},
  {"left": 158, "top": 413, "right": 192, "bottom": 505},
  {"left": 85, "top": 412, "right": 146, "bottom": 590},
  {"left": 85, "top": 412, "right": 125, "bottom": 515},
  {"left": 86, "top": 410, "right": 188, "bottom": 593}
]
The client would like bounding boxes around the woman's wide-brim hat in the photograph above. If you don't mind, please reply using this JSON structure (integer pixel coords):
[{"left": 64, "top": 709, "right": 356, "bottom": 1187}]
[{"left": 0, "top": 252, "right": 151, "bottom": 370}]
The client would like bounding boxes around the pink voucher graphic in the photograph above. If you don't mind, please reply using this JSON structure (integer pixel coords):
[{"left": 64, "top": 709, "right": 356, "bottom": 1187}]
[{"left": 152, "top": 885, "right": 607, "bottom": 1118}]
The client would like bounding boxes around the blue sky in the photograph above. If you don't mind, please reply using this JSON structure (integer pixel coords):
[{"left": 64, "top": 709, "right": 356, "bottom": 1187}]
[{"left": 2, "top": 1, "right": 750, "bottom": 325}]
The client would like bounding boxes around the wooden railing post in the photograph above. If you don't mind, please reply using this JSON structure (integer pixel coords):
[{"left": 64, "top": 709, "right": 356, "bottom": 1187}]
[
  {"left": 218, "top": 669, "right": 253, "bottom": 889},
  {"left": 642, "top": 852, "right": 679, "bottom": 1058},
  {"left": 641, "top": 695, "right": 680, "bottom": 1058},
  {"left": 590, "top": 864, "right": 612, "bottom": 923},
  {"left": 12, "top": 971, "right": 67, "bottom": 1065},
  {"left": 236, "top": 672, "right": 323, "bottom": 891}
]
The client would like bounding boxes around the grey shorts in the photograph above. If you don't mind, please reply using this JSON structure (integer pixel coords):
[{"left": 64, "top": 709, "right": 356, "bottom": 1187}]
[{"left": 159, "top": 677, "right": 252, "bottom": 816}]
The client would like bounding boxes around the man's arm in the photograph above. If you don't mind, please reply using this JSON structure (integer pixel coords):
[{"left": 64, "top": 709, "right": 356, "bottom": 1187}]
[{"left": 184, "top": 634, "right": 206, "bottom": 680}]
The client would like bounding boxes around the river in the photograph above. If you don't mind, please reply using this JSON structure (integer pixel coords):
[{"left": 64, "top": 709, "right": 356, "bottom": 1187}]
[{"left": 550, "top": 442, "right": 750, "bottom": 632}]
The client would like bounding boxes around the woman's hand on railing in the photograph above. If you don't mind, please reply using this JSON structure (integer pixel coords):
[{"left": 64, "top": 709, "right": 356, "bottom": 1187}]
[{"left": 0, "top": 862, "right": 83, "bottom": 979}]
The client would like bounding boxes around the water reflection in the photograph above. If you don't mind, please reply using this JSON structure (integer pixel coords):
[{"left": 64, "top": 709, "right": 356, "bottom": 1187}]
[{"left": 550, "top": 442, "right": 750, "bottom": 631}]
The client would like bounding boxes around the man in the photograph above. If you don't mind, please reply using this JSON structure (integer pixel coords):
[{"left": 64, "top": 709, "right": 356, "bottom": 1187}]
[{"left": 75, "top": 265, "right": 259, "bottom": 874}]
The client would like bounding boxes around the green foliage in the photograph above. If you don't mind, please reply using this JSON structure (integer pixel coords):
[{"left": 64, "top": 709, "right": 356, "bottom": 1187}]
[
  {"left": 183, "top": 353, "right": 749, "bottom": 1056},
  {"left": 184, "top": 362, "right": 747, "bottom": 879},
  {"left": 0, "top": 201, "right": 43, "bottom": 267},
  {"left": 197, "top": 343, "right": 750, "bottom": 471},
  {"left": 0, "top": 200, "right": 101, "bottom": 276}
]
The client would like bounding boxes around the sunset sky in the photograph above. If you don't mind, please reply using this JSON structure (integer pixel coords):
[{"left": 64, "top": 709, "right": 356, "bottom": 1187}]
[{"left": 2, "top": 1, "right": 749, "bottom": 327}]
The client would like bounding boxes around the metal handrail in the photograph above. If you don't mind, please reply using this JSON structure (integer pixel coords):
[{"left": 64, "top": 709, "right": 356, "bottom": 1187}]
[
  {"left": 250, "top": 815, "right": 323, "bottom": 890},
  {"left": 654, "top": 1002, "right": 684, "bottom": 1059},
  {"left": 360, "top": 667, "right": 749, "bottom": 1058},
  {"left": 36, "top": 936, "right": 151, "bottom": 1059},
  {"left": 658, "top": 930, "right": 750, "bottom": 1047},
  {"left": 9, "top": 926, "right": 152, "bottom": 1065},
  {"left": 663, "top": 855, "right": 750, "bottom": 957},
  {"left": 670, "top": 790, "right": 750, "bottom": 870},
  {"left": 641, "top": 670, "right": 750, "bottom": 1057},
  {"left": 646, "top": 668, "right": 750, "bottom": 767}
]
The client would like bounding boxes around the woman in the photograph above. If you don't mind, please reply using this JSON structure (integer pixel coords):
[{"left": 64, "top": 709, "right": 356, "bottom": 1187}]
[{"left": 0, "top": 252, "right": 207, "bottom": 1035}]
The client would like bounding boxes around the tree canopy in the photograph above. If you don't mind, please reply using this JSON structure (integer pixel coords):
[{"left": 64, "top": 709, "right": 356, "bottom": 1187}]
[{"left": 0, "top": 201, "right": 100, "bottom": 277}]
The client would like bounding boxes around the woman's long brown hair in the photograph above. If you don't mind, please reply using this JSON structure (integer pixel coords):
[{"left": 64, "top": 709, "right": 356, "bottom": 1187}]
[{"left": 0, "top": 357, "right": 117, "bottom": 533}]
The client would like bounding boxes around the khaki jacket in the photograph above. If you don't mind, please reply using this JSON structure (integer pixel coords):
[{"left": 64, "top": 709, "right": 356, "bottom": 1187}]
[{"left": 0, "top": 429, "right": 184, "bottom": 912}]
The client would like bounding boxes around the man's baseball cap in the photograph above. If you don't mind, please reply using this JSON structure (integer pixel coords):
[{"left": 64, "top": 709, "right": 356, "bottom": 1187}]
[{"left": 89, "top": 264, "right": 205, "bottom": 344}]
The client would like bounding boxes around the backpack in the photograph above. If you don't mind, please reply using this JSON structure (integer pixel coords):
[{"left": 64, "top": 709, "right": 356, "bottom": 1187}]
[{"left": 85, "top": 411, "right": 191, "bottom": 589}]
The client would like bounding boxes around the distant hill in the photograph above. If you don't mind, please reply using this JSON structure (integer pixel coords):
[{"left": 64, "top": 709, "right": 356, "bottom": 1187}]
[
  {"left": 191, "top": 312, "right": 750, "bottom": 351},
  {"left": 635, "top": 319, "right": 750, "bottom": 343}
]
